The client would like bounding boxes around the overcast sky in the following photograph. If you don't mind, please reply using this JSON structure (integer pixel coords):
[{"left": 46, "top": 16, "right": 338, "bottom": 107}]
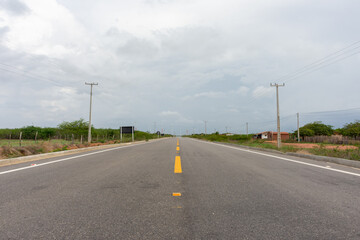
[{"left": 0, "top": 0, "right": 360, "bottom": 134}]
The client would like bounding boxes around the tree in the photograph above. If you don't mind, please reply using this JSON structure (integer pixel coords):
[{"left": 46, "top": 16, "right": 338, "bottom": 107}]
[
  {"left": 296, "top": 121, "right": 333, "bottom": 137},
  {"left": 21, "top": 126, "right": 41, "bottom": 139},
  {"left": 40, "top": 128, "right": 57, "bottom": 139},
  {"left": 295, "top": 128, "right": 315, "bottom": 137},
  {"left": 341, "top": 120, "right": 360, "bottom": 137},
  {"left": 58, "top": 119, "right": 90, "bottom": 139}
]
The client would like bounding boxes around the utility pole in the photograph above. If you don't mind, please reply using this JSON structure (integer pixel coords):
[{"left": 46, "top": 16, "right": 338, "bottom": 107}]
[
  {"left": 85, "top": 82, "right": 98, "bottom": 143},
  {"left": 132, "top": 125, "right": 135, "bottom": 142},
  {"left": 297, "top": 112, "right": 300, "bottom": 142},
  {"left": 204, "top": 121, "right": 207, "bottom": 134},
  {"left": 246, "top": 122, "right": 248, "bottom": 136},
  {"left": 120, "top": 126, "right": 122, "bottom": 142},
  {"left": 270, "top": 83, "right": 285, "bottom": 148}
]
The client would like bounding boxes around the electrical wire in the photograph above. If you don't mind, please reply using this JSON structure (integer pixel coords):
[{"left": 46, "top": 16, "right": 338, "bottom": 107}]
[
  {"left": 245, "top": 40, "right": 360, "bottom": 103},
  {"left": 0, "top": 63, "right": 65, "bottom": 87}
]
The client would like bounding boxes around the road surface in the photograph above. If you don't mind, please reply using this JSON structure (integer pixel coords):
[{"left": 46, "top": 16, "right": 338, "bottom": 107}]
[{"left": 1, "top": 138, "right": 360, "bottom": 239}]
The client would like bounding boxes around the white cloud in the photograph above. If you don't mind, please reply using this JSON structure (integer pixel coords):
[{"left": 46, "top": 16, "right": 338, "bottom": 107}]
[
  {"left": 252, "top": 86, "right": 273, "bottom": 99},
  {"left": 159, "top": 111, "right": 192, "bottom": 123},
  {"left": 160, "top": 111, "right": 180, "bottom": 117},
  {"left": 234, "top": 86, "right": 249, "bottom": 96},
  {"left": 2, "top": 0, "right": 88, "bottom": 58},
  {"left": 182, "top": 91, "right": 225, "bottom": 100}
]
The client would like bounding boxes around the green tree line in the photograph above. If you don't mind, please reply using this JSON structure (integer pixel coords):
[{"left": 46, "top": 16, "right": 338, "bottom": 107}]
[
  {"left": 295, "top": 120, "right": 360, "bottom": 137},
  {"left": 0, "top": 119, "right": 171, "bottom": 141}
]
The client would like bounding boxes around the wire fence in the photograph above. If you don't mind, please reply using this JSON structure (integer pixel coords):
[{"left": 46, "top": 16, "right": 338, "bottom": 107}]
[{"left": 303, "top": 135, "right": 360, "bottom": 145}]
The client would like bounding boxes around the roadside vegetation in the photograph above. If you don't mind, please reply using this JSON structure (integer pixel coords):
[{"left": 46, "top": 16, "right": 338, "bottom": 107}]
[
  {"left": 0, "top": 119, "right": 171, "bottom": 159},
  {"left": 189, "top": 132, "right": 360, "bottom": 161}
]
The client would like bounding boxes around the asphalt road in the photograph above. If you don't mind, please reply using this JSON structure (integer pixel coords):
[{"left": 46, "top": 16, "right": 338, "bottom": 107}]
[{"left": 1, "top": 137, "right": 360, "bottom": 239}]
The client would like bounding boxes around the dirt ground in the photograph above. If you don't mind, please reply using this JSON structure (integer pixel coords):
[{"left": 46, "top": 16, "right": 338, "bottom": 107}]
[{"left": 265, "top": 141, "right": 358, "bottom": 150}]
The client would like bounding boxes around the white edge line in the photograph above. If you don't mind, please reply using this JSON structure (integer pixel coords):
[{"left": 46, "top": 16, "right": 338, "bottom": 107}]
[
  {"left": 190, "top": 139, "right": 360, "bottom": 177},
  {"left": 0, "top": 141, "right": 151, "bottom": 176}
]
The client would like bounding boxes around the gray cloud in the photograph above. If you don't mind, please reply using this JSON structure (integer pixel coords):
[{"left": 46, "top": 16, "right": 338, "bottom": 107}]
[
  {"left": 0, "top": 26, "right": 9, "bottom": 39},
  {"left": 1, "top": 0, "right": 360, "bottom": 134},
  {"left": 0, "top": 0, "right": 30, "bottom": 15}
]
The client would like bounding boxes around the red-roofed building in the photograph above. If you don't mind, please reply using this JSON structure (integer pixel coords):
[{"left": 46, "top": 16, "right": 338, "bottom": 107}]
[{"left": 255, "top": 131, "right": 290, "bottom": 141}]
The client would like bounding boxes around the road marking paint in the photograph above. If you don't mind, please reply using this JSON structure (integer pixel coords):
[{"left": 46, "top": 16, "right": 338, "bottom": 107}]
[
  {"left": 174, "top": 156, "right": 182, "bottom": 173},
  {"left": 173, "top": 192, "right": 181, "bottom": 196},
  {"left": 176, "top": 146, "right": 180, "bottom": 151},
  {"left": 191, "top": 139, "right": 360, "bottom": 177},
  {"left": 172, "top": 206, "right": 182, "bottom": 208},
  {"left": 0, "top": 141, "right": 153, "bottom": 176}
]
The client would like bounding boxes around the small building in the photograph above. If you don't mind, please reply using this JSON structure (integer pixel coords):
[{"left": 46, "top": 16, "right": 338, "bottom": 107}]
[{"left": 255, "top": 131, "right": 289, "bottom": 141}]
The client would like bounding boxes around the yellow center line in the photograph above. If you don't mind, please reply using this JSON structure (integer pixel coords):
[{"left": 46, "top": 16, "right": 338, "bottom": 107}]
[
  {"left": 174, "top": 156, "right": 182, "bottom": 173},
  {"left": 176, "top": 146, "right": 180, "bottom": 151},
  {"left": 172, "top": 192, "right": 181, "bottom": 196}
]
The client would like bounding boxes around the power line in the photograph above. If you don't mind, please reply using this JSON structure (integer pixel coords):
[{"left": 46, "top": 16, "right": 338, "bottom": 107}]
[
  {"left": 0, "top": 63, "right": 65, "bottom": 87},
  {"left": 301, "top": 107, "right": 360, "bottom": 116},
  {"left": 277, "top": 41, "right": 360, "bottom": 83},
  {"left": 284, "top": 50, "right": 360, "bottom": 84},
  {"left": 244, "top": 40, "right": 360, "bottom": 103}
]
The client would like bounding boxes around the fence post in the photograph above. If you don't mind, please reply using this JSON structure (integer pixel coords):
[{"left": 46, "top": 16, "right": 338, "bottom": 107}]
[
  {"left": 35, "top": 131, "right": 38, "bottom": 143},
  {"left": 19, "top": 132, "right": 22, "bottom": 147},
  {"left": 81, "top": 135, "right": 83, "bottom": 144},
  {"left": 72, "top": 134, "right": 74, "bottom": 144}
]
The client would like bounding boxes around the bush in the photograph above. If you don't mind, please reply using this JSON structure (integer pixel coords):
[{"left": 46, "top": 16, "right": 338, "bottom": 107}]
[{"left": 341, "top": 120, "right": 360, "bottom": 137}]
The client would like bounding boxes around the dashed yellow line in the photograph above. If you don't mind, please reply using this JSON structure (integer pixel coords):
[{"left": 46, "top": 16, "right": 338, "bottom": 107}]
[
  {"left": 172, "top": 192, "right": 181, "bottom": 196},
  {"left": 176, "top": 146, "right": 180, "bottom": 151},
  {"left": 174, "top": 156, "right": 182, "bottom": 173}
]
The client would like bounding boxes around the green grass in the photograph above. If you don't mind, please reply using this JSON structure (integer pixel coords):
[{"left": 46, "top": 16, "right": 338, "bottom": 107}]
[{"left": 308, "top": 146, "right": 360, "bottom": 161}]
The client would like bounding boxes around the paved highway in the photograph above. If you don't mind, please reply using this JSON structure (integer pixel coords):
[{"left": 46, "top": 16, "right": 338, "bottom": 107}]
[{"left": 1, "top": 138, "right": 360, "bottom": 239}]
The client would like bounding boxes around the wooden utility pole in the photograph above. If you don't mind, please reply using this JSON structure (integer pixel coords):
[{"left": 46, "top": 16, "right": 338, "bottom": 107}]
[
  {"left": 19, "top": 132, "right": 22, "bottom": 147},
  {"left": 132, "top": 126, "right": 134, "bottom": 142},
  {"left": 85, "top": 82, "right": 98, "bottom": 143},
  {"left": 270, "top": 83, "right": 285, "bottom": 148},
  {"left": 297, "top": 112, "right": 300, "bottom": 142},
  {"left": 120, "top": 126, "right": 123, "bottom": 142}
]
